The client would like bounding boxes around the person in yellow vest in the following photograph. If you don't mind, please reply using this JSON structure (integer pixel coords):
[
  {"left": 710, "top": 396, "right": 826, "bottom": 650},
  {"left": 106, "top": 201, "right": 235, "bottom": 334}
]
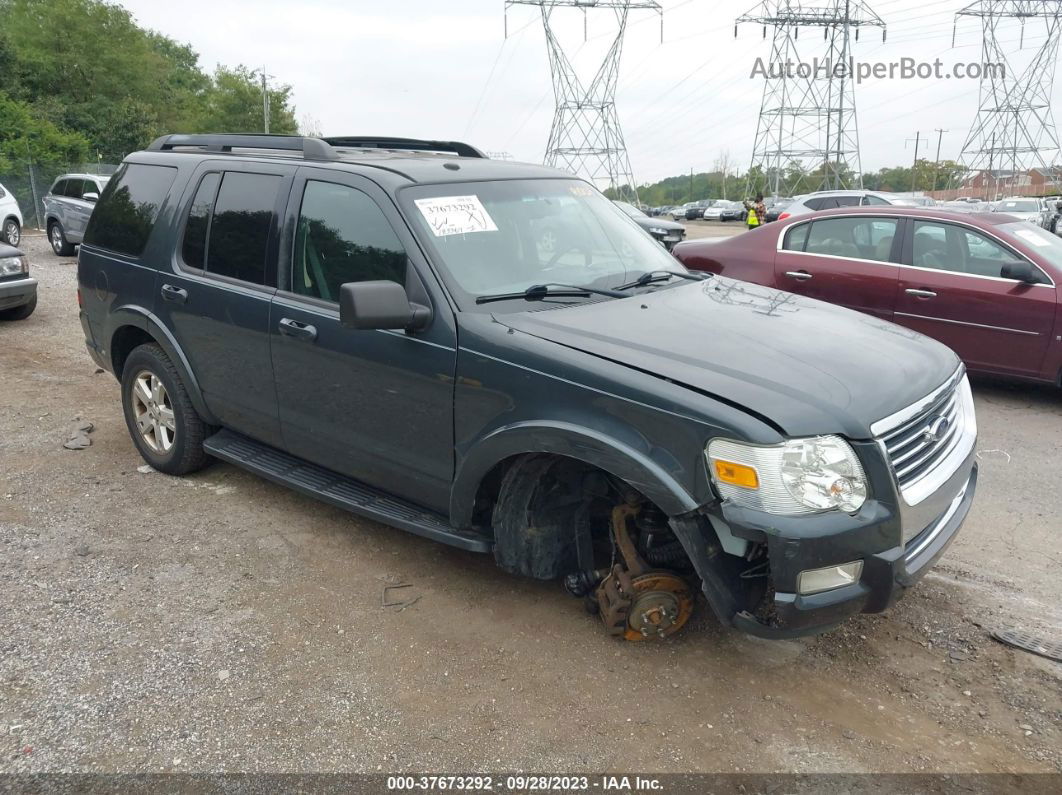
[{"left": 743, "top": 193, "right": 766, "bottom": 231}]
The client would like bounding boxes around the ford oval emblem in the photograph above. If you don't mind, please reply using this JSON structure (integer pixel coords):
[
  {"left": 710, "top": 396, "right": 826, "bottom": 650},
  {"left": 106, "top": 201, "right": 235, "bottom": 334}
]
[{"left": 923, "top": 415, "right": 950, "bottom": 443}]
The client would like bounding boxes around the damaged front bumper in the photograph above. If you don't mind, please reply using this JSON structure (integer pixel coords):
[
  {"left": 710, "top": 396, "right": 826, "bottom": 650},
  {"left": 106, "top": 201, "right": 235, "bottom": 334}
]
[{"left": 674, "top": 455, "right": 977, "bottom": 639}]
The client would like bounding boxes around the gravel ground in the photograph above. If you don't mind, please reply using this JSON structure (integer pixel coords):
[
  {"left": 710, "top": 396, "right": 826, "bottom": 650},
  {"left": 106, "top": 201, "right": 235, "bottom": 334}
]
[{"left": 0, "top": 231, "right": 1059, "bottom": 775}]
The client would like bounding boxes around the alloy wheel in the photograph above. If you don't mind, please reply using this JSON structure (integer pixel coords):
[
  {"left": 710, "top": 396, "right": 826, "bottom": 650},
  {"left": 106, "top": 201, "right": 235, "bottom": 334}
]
[
  {"left": 50, "top": 225, "right": 63, "bottom": 254},
  {"left": 131, "top": 370, "right": 176, "bottom": 453},
  {"left": 3, "top": 220, "right": 18, "bottom": 246}
]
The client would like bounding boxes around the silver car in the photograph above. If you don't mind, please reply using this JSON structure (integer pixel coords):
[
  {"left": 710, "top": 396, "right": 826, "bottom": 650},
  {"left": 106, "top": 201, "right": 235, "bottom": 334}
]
[
  {"left": 990, "top": 196, "right": 1045, "bottom": 224},
  {"left": 776, "top": 189, "right": 905, "bottom": 220},
  {"left": 43, "top": 173, "right": 110, "bottom": 256}
]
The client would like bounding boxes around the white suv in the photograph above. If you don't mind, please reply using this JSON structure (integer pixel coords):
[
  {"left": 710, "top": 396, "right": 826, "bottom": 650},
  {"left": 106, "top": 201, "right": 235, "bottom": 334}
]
[
  {"left": 777, "top": 190, "right": 906, "bottom": 221},
  {"left": 0, "top": 181, "right": 23, "bottom": 246}
]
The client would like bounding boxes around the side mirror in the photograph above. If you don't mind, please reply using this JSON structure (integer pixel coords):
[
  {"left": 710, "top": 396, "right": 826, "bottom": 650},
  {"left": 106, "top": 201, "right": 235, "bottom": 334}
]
[
  {"left": 339, "top": 280, "right": 431, "bottom": 331},
  {"left": 83, "top": 192, "right": 99, "bottom": 202},
  {"left": 1000, "top": 260, "right": 1039, "bottom": 284}
]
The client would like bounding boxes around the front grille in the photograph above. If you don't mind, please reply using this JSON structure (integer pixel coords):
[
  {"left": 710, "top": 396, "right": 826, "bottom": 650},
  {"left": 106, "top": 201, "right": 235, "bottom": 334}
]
[{"left": 881, "top": 381, "right": 962, "bottom": 492}]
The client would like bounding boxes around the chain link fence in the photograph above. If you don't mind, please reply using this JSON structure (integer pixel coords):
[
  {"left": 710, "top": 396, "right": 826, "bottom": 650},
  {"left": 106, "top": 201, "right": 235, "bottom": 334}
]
[{"left": 0, "top": 158, "right": 120, "bottom": 233}]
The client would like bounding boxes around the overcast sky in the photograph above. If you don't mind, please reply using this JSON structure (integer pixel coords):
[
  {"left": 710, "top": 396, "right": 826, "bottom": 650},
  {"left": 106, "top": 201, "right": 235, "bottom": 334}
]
[{"left": 119, "top": 0, "right": 1060, "bottom": 186}]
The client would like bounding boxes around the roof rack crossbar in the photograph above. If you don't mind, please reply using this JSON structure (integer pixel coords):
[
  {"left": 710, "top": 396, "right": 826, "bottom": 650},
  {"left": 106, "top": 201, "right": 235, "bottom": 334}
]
[{"left": 322, "top": 137, "right": 487, "bottom": 159}]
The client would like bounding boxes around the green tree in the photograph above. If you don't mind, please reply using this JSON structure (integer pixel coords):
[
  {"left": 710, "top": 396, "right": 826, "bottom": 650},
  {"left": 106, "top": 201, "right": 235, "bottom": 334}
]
[{"left": 199, "top": 66, "right": 298, "bottom": 135}]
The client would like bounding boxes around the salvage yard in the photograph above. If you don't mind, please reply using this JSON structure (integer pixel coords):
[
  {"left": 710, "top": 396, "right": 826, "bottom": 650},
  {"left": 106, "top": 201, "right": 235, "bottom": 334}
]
[{"left": 0, "top": 230, "right": 1059, "bottom": 774}]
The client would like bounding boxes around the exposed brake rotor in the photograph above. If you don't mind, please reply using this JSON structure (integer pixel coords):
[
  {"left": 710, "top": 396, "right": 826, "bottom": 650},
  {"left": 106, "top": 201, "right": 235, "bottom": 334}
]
[{"left": 594, "top": 503, "right": 694, "bottom": 641}]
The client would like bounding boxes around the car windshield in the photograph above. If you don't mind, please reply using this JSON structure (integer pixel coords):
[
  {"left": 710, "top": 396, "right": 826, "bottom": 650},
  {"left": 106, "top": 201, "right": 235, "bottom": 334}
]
[
  {"left": 995, "top": 200, "right": 1040, "bottom": 213},
  {"left": 400, "top": 179, "right": 684, "bottom": 311},
  {"left": 614, "top": 201, "right": 646, "bottom": 218},
  {"left": 999, "top": 222, "right": 1062, "bottom": 271}
]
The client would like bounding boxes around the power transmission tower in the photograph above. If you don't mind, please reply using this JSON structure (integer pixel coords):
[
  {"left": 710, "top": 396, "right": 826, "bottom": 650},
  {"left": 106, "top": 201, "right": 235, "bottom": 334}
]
[
  {"left": 737, "top": 1, "right": 886, "bottom": 196},
  {"left": 953, "top": 2, "right": 1062, "bottom": 196},
  {"left": 504, "top": 1, "right": 662, "bottom": 202}
]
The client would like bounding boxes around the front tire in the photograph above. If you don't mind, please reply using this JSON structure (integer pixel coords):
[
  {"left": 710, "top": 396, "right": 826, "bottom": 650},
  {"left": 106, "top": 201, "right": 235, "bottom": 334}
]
[
  {"left": 48, "top": 221, "right": 75, "bottom": 256},
  {"left": 121, "top": 343, "right": 211, "bottom": 475},
  {"left": 0, "top": 294, "right": 36, "bottom": 320},
  {"left": 2, "top": 218, "right": 20, "bottom": 246}
]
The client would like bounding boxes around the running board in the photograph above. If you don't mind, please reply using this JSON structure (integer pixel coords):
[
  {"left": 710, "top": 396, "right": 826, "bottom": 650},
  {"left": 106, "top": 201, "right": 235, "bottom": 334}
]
[{"left": 203, "top": 429, "right": 492, "bottom": 553}]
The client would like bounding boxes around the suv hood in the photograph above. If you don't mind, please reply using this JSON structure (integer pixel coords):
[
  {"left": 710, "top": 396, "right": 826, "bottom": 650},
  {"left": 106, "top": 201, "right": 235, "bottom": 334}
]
[{"left": 499, "top": 277, "right": 958, "bottom": 439}]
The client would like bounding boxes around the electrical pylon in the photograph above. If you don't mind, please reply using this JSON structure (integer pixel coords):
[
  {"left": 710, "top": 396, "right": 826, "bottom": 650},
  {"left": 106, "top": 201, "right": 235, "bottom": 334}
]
[
  {"left": 736, "top": 1, "right": 886, "bottom": 196},
  {"left": 504, "top": 1, "right": 662, "bottom": 202},
  {"left": 953, "top": 1, "right": 1062, "bottom": 196}
]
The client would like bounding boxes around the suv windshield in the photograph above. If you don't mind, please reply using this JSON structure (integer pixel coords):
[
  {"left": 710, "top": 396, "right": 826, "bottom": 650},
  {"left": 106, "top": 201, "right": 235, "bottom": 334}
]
[{"left": 401, "top": 179, "right": 682, "bottom": 310}]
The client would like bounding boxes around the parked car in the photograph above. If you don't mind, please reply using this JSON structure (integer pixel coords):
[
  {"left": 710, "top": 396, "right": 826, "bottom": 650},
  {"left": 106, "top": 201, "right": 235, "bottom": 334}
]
[
  {"left": 1040, "top": 199, "right": 1062, "bottom": 234},
  {"left": 79, "top": 134, "right": 975, "bottom": 640},
  {"left": 719, "top": 201, "right": 747, "bottom": 222},
  {"left": 0, "top": 181, "right": 23, "bottom": 246},
  {"left": 43, "top": 173, "right": 111, "bottom": 256},
  {"left": 702, "top": 200, "right": 739, "bottom": 221},
  {"left": 673, "top": 205, "right": 1061, "bottom": 386},
  {"left": 777, "top": 190, "right": 905, "bottom": 221},
  {"left": 990, "top": 196, "right": 1045, "bottom": 224},
  {"left": 613, "top": 201, "right": 686, "bottom": 250},
  {"left": 763, "top": 198, "right": 792, "bottom": 223},
  {"left": 0, "top": 240, "right": 36, "bottom": 320},
  {"left": 670, "top": 202, "right": 695, "bottom": 221}
]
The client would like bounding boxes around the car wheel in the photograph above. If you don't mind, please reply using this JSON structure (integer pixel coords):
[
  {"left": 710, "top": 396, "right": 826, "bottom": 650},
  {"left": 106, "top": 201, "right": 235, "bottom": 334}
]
[
  {"left": 121, "top": 343, "right": 212, "bottom": 475},
  {"left": 2, "top": 218, "right": 20, "bottom": 246},
  {"left": 0, "top": 293, "right": 36, "bottom": 321},
  {"left": 48, "top": 221, "right": 75, "bottom": 256}
]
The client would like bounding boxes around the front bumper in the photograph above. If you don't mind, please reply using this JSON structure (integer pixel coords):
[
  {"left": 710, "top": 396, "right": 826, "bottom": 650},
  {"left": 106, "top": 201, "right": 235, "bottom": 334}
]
[
  {"left": 700, "top": 456, "right": 977, "bottom": 639},
  {"left": 0, "top": 276, "right": 37, "bottom": 310}
]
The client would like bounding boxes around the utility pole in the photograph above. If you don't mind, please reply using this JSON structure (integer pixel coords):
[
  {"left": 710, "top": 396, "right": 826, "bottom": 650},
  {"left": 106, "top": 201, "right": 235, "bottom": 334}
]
[
  {"left": 260, "top": 69, "right": 271, "bottom": 134},
  {"left": 689, "top": 168, "right": 694, "bottom": 202},
  {"left": 931, "top": 128, "right": 948, "bottom": 193},
  {"left": 906, "top": 132, "right": 928, "bottom": 192}
]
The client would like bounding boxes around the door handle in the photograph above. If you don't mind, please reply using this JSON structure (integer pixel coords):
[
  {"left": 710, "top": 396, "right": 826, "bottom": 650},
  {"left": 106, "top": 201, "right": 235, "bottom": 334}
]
[
  {"left": 160, "top": 284, "right": 188, "bottom": 304},
  {"left": 905, "top": 288, "right": 938, "bottom": 299},
  {"left": 278, "top": 317, "right": 318, "bottom": 341},
  {"left": 784, "top": 270, "right": 813, "bottom": 281}
]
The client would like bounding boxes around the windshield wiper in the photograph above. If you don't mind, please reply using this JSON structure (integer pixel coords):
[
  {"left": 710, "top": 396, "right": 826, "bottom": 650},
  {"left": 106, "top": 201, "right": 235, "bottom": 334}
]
[
  {"left": 475, "top": 283, "right": 625, "bottom": 305},
  {"left": 612, "top": 270, "right": 710, "bottom": 291}
]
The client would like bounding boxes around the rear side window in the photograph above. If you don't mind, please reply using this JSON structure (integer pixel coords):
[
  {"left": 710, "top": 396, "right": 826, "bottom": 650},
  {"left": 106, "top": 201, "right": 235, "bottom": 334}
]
[
  {"left": 83, "top": 163, "right": 177, "bottom": 257},
  {"left": 181, "top": 173, "right": 220, "bottom": 270},
  {"left": 782, "top": 222, "right": 810, "bottom": 251},
  {"left": 803, "top": 197, "right": 825, "bottom": 211},
  {"left": 203, "top": 172, "right": 280, "bottom": 285},
  {"left": 863, "top": 195, "right": 890, "bottom": 206},
  {"left": 292, "top": 180, "right": 406, "bottom": 301}
]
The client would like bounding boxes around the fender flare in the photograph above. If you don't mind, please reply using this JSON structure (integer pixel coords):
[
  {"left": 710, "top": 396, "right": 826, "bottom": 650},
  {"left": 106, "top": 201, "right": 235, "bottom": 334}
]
[
  {"left": 106, "top": 305, "right": 218, "bottom": 425},
  {"left": 450, "top": 420, "right": 700, "bottom": 528}
]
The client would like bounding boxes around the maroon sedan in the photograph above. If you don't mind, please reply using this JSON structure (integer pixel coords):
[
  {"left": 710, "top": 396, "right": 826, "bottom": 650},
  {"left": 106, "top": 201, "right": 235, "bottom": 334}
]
[{"left": 673, "top": 206, "right": 1062, "bottom": 385}]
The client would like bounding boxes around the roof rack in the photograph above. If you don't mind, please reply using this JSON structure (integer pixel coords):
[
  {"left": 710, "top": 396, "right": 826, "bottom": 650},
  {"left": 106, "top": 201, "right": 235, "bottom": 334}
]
[
  {"left": 322, "top": 137, "right": 487, "bottom": 159},
  {"left": 146, "top": 134, "right": 487, "bottom": 161}
]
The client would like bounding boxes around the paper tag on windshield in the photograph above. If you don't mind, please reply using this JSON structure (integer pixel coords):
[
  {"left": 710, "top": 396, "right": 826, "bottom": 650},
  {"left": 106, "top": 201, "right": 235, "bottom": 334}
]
[
  {"left": 415, "top": 195, "right": 498, "bottom": 237},
  {"left": 1013, "top": 228, "right": 1048, "bottom": 247}
]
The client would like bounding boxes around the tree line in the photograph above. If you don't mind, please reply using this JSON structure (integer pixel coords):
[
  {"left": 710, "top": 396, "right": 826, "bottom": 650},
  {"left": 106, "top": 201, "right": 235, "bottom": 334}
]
[
  {"left": 609, "top": 158, "right": 968, "bottom": 206},
  {"left": 0, "top": 0, "right": 300, "bottom": 174}
]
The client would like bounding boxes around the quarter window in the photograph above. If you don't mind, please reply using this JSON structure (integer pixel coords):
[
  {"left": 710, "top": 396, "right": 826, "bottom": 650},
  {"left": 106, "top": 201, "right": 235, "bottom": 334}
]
[
  {"left": 804, "top": 216, "right": 899, "bottom": 261},
  {"left": 782, "top": 222, "right": 810, "bottom": 251},
  {"left": 862, "top": 195, "right": 890, "bottom": 206},
  {"left": 83, "top": 163, "right": 178, "bottom": 257},
  {"left": 181, "top": 173, "right": 220, "bottom": 270},
  {"left": 292, "top": 180, "right": 406, "bottom": 301},
  {"left": 205, "top": 172, "right": 281, "bottom": 285}
]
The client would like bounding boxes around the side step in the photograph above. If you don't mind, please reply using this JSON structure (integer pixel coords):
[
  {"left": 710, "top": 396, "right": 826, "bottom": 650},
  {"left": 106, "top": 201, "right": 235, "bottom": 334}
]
[{"left": 203, "top": 429, "right": 492, "bottom": 554}]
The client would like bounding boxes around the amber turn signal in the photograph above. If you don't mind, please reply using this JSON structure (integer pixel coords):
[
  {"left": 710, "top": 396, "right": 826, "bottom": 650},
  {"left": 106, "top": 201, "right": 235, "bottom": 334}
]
[{"left": 712, "top": 459, "right": 760, "bottom": 489}]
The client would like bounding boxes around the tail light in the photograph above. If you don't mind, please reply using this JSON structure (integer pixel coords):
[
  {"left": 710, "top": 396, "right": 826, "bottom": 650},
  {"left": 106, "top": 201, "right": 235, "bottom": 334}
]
[{"left": 778, "top": 212, "right": 791, "bottom": 221}]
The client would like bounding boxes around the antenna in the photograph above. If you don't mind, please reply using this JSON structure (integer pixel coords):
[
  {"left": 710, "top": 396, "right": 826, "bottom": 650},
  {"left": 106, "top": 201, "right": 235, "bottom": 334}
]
[
  {"left": 504, "top": 1, "right": 663, "bottom": 203},
  {"left": 954, "top": 1, "right": 1062, "bottom": 198},
  {"left": 736, "top": 1, "right": 886, "bottom": 196}
]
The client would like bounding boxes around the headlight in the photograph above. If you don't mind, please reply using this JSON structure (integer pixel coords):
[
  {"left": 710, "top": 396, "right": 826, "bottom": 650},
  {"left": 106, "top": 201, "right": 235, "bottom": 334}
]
[
  {"left": 648, "top": 227, "right": 666, "bottom": 235},
  {"left": 707, "top": 435, "right": 868, "bottom": 514},
  {"left": 0, "top": 256, "right": 28, "bottom": 277}
]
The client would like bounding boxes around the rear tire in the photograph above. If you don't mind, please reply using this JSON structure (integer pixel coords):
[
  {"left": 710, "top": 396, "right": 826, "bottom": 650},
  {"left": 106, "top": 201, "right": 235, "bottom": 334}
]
[
  {"left": 48, "top": 221, "right": 75, "bottom": 256},
  {"left": 0, "top": 294, "right": 36, "bottom": 320},
  {"left": 2, "top": 218, "right": 20, "bottom": 246},
  {"left": 121, "top": 343, "right": 211, "bottom": 475}
]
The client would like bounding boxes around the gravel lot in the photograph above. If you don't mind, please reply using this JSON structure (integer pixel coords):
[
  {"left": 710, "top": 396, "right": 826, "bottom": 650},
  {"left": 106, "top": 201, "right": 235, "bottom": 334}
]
[{"left": 0, "top": 230, "right": 1059, "bottom": 775}]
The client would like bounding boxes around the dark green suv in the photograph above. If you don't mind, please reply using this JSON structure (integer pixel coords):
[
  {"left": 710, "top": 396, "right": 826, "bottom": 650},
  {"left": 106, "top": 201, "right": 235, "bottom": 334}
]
[{"left": 77, "top": 135, "right": 977, "bottom": 640}]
